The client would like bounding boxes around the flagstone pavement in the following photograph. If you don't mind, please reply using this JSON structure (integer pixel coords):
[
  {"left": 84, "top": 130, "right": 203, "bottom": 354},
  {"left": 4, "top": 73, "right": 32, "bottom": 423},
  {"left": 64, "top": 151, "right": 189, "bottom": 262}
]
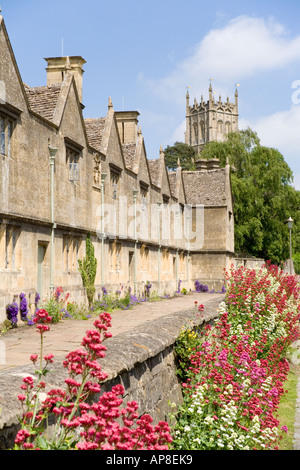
[{"left": 0, "top": 292, "right": 222, "bottom": 371}]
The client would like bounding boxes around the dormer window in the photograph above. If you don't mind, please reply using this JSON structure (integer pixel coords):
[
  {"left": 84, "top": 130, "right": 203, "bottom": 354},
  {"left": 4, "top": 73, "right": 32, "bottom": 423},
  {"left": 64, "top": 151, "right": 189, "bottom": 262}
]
[
  {"left": 0, "top": 115, "right": 13, "bottom": 157},
  {"left": 111, "top": 173, "right": 119, "bottom": 199},
  {"left": 140, "top": 182, "right": 149, "bottom": 211},
  {"left": 0, "top": 102, "right": 22, "bottom": 158},
  {"left": 109, "top": 164, "right": 122, "bottom": 200},
  {"left": 65, "top": 138, "right": 83, "bottom": 183}
]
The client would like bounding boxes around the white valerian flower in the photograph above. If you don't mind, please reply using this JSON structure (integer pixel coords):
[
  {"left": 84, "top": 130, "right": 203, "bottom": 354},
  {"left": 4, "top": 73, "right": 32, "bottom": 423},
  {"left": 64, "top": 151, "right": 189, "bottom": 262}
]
[{"left": 204, "top": 416, "right": 214, "bottom": 425}]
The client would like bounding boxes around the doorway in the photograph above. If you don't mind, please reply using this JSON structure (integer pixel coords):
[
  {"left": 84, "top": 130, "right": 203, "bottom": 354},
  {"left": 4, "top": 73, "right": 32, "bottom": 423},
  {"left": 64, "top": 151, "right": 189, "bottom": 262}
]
[
  {"left": 128, "top": 251, "right": 134, "bottom": 287},
  {"left": 37, "top": 243, "right": 46, "bottom": 297}
]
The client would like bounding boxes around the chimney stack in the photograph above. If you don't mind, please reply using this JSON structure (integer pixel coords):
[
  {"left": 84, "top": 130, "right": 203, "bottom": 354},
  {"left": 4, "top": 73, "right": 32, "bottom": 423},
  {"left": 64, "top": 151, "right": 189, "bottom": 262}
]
[
  {"left": 44, "top": 56, "right": 86, "bottom": 103},
  {"left": 114, "top": 111, "right": 140, "bottom": 144},
  {"left": 195, "top": 158, "right": 220, "bottom": 171}
]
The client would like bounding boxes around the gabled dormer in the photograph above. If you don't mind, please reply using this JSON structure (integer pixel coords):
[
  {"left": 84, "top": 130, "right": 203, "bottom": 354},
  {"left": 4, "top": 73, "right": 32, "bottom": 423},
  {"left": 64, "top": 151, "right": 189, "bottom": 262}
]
[{"left": 0, "top": 14, "right": 27, "bottom": 146}]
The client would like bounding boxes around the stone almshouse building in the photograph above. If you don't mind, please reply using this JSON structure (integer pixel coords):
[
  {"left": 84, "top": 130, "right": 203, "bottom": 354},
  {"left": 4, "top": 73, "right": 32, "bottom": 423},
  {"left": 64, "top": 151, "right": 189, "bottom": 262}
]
[{"left": 0, "top": 14, "right": 234, "bottom": 321}]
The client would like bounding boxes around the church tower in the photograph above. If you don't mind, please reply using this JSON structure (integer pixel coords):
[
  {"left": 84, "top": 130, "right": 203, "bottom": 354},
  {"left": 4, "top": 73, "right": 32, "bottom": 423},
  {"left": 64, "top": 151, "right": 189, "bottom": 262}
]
[{"left": 185, "top": 83, "right": 239, "bottom": 154}]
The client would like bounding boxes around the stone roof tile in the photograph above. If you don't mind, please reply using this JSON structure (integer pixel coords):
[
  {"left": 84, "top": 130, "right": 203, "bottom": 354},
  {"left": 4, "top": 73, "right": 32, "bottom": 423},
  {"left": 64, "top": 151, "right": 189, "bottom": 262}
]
[
  {"left": 24, "top": 83, "right": 61, "bottom": 121},
  {"left": 84, "top": 118, "right": 106, "bottom": 152},
  {"left": 182, "top": 169, "right": 227, "bottom": 206},
  {"left": 168, "top": 172, "right": 177, "bottom": 196},
  {"left": 148, "top": 159, "right": 160, "bottom": 187},
  {"left": 122, "top": 142, "right": 136, "bottom": 170}
]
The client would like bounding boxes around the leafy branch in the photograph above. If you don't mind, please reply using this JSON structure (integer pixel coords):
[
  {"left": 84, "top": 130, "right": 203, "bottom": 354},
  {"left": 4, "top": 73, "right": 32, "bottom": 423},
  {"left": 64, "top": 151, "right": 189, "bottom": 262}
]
[{"left": 78, "top": 233, "right": 97, "bottom": 307}]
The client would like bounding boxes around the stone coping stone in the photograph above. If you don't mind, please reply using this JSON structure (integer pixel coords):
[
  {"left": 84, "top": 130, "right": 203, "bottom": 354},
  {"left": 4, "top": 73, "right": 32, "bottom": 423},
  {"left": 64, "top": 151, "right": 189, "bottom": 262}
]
[{"left": 0, "top": 296, "right": 224, "bottom": 432}]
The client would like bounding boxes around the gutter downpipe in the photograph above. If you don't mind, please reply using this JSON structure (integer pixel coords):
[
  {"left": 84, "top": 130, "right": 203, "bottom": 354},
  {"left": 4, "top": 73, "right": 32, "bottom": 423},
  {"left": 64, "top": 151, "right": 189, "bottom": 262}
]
[
  {"left": 133, "top": 189, "right": 138, "bottom": 296},
  {"left": 49, "top": 145, "right": 58, "bottom": 294},
  {"left": 157, "top": 201, "right": 161, "bottom": 295},
  {"left": 101, "top": 173, "right": 107, "bottom": 287}
]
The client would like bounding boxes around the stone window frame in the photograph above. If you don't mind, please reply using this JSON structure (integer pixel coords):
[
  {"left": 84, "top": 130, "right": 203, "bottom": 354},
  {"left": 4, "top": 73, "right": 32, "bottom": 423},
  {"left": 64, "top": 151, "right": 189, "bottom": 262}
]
[
  {"left": 225, "top": 121, "right": 231, "bottom": 134},
  {"left": 109, "top": 163, "right": 122, "bottom": 201},
  {"left": 179, "top": 251, "right": 186, "bottom": 276},
  {"left": 63, "top": 234, "right": 82, "bottom": 272},
  {"left": 139, "top": 244, "right": 149, "bottom": 272},
  {"left": 0, "top": 224, "right": 21, "bottom": 270},
  {"left": 0, "top": 102, "right": 21, "bottom": 158},
  {"left": 140, "top": 182, "right": 149, "bottom": 212},
  {"left": 192, "top": 121, "right": 199, "bottom": 145},
  {"left": 217, "top": 119, "right": 223, "bottom": 134},
  {"left": 162, "top": 248, "right": 170, "bottom": 273},
  {"left": 64, "top": 137, "right": 83, "bottom": 183},
  {"left": 199, "top": 120, "right": 205, "bottom": 143},
  {"left": 109, "top": 240, "right": 122, "bottom": 272}
]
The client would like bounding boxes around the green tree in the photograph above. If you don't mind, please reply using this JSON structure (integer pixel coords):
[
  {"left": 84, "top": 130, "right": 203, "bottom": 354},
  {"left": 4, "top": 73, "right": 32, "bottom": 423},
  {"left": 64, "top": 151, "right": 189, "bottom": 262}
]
[
  {"left": 201, "top": 128, "right": 300, "bottom": 264},
  {"left": 78, "top": 233, "right": 97, "bottom": 307},
  {"left": 164, "top": 142, "right": 196, "bottom": 171}
]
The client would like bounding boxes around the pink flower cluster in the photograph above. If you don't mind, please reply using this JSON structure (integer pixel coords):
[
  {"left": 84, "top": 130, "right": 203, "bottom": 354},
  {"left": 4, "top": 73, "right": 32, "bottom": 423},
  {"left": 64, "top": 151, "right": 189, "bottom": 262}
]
[
  {"left": 14, "top": 310, "right": 172, "bottom": 450},
  {"left": 175, "top": 264, "right": 300, "bottom": 450},
  {"left": 194, "top": 301, "right": 205, "bottom": 316},
  {"left": 76, "top": 384, "right": 172, "bottom": 450},
  {"left": 33, "top": 308, "right": 52, "bottom": 333}
]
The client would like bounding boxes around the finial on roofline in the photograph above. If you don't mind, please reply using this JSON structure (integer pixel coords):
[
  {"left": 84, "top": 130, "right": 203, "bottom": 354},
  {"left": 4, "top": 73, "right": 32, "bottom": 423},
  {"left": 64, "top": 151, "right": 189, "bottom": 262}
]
[{"left": 65, "top": 56, "right": 71, "bottom": 71}]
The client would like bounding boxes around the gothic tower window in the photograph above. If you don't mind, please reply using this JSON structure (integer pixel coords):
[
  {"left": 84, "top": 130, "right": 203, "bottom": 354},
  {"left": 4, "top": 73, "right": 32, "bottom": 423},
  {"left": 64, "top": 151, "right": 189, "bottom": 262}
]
[
  {"left": 200, "top": 121, "right": 205, "bottom": 142},
  {"left": 193, "top": 122, "right": 198, "bottom": 145}
]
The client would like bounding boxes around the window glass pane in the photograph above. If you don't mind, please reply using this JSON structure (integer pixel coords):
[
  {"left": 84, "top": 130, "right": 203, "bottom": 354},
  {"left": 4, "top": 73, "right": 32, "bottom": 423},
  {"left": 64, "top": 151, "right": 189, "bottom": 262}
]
[
  {"left": 69, "top": 162, "right": 79, "bottom": 181},
  {"left": 0, "top": 117, "right": 5, "bottom": 155},
  {"left": 7, "top": 121, "right": 12, "bottom": 157}
]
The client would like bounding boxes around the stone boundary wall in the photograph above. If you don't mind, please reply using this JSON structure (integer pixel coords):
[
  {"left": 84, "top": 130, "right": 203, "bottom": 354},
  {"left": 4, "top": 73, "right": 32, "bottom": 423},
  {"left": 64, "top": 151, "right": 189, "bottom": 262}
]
[{"left": 0, "top": 296, "right": 224, "bottom": 450}]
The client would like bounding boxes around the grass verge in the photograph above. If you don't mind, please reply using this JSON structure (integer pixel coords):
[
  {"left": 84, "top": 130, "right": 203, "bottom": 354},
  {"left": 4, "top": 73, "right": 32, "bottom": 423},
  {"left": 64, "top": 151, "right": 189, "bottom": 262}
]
[{"left": 277, "top": 364, "right": 300, "bottom": 450}]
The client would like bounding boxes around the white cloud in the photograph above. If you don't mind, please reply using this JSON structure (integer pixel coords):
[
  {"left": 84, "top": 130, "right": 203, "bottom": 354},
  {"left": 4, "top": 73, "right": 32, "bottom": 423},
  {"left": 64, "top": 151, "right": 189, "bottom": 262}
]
[
  {"left": 144, "top": 15, "right": 300, "bottom": 104},
  {"left": 251, "top": 106, "right": 300, "bottom": 156},
  {"left": 140, "top": 14, "right": 300, "bottom": 187},
  {"left": 239, "top": 106, "right": 300, "bottom": 190},
  {"left": 243, "top": 105, "right": 300, "bottom": 162}
]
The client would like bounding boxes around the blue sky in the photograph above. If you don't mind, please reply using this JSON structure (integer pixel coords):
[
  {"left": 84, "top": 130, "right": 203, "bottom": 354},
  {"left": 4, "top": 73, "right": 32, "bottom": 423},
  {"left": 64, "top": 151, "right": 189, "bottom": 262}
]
[{"left": 2, "top": 0, "right": 300, "bottom": 189}]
